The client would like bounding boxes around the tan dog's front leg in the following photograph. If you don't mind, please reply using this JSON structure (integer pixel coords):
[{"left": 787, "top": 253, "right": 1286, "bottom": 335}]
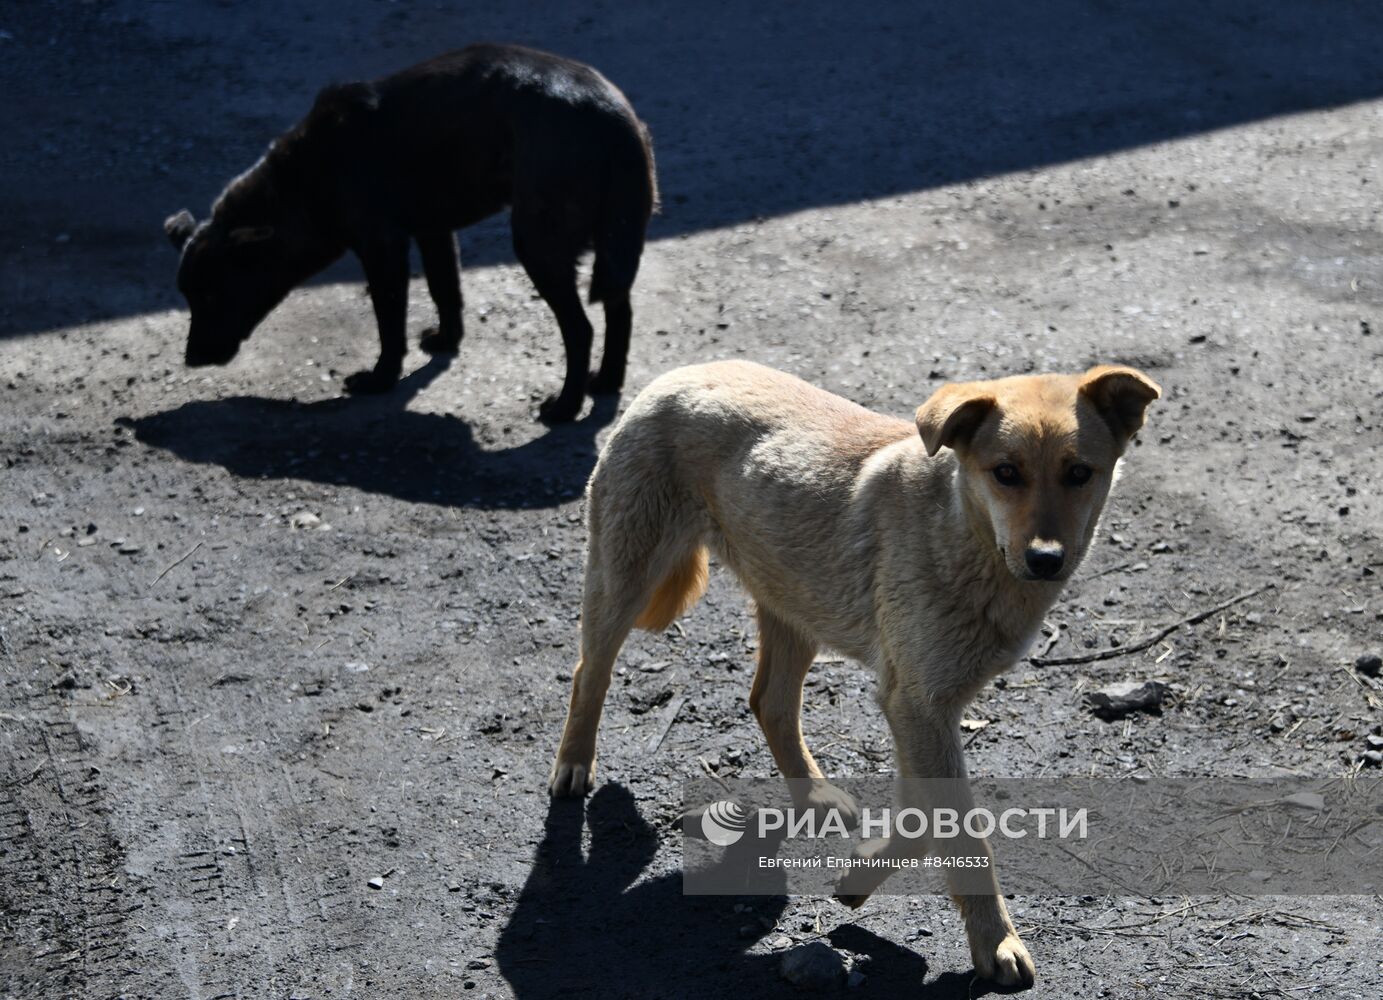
[{"left": 836, "top": 690, "right": 1034, "bottom": 989}]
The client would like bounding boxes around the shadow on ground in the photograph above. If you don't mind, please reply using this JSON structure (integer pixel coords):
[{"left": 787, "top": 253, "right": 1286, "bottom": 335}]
[
  {"left": 5, "top": 1, "right": 1383, "bottom": 337},
  {"left": 496, "top": 785, "right": 994, "bottom": 999},
  {"left": 127, "top": 357, "right": 619, "bottom": 510}
]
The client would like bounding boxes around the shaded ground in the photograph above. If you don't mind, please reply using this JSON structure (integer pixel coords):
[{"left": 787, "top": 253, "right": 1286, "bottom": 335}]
[{"left": 2, "top": 2, "right": 1382, "bottom": 999}]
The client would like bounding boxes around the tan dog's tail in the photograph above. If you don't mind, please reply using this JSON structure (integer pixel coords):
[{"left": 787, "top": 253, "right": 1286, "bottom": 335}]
[{"left": 634, "top": 546, "right": 708, "bottom": 631}]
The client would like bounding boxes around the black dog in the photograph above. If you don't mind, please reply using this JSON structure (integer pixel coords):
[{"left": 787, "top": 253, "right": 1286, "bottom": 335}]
[{"left": 164, "top": 44, "right": 657, "bottom": 421}]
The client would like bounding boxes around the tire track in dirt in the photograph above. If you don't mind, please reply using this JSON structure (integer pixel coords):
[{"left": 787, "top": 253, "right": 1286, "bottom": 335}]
[
  {"left": 0, "top": 717, "right": 146, "bottom": 999},
  {"left": 121, "top": 664, "right": 376, "bottom": 997}
]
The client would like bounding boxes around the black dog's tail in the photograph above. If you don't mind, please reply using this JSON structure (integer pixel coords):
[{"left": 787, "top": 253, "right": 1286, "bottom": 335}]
[{"left": 589, "top": 116, "right": 657, "bottom": 305}]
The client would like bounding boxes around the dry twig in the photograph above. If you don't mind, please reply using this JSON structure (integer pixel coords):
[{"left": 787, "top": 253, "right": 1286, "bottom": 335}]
[
  {"left": 1031, "top": 584, "right": 1275, "bottom": 666},
  {"left": 149, "top": 541, "right": 204, "bottom": 588},
  {"left": 647, "top": 693, "right": 687, "bottom": 753},
  {"left": 1027, "top": 621, "right": 1063, "bottom": 662}
]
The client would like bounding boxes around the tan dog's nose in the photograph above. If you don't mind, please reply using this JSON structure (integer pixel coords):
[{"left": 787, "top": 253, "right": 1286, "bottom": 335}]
[{"left": 1024, "top": 543, "right": 1064, "bottom": 579}]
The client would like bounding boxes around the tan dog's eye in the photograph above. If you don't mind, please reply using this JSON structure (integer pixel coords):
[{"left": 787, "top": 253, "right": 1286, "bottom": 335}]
[
  {"left": 993, "top": 463, "right": 1022, "bottom": 487},
  {"left": 1066, "top": 464, "right": 1093, "bottom": 487}
]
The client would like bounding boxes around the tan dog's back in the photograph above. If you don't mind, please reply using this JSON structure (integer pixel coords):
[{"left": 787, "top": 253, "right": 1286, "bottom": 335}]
[
  {"left": 605, "top": 360, "right": 911, "bottom": 487},
  {"left": 589, "top": 361, "right": 917, "bottom": 654}
]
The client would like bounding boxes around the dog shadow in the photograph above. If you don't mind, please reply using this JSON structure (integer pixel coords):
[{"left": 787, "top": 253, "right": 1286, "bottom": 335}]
[
  {"left": 496, "top": 785, "right": 991, "bottom": 998},
  {"left": 126, "top": 356, "right": 618, "bottom": 510}
]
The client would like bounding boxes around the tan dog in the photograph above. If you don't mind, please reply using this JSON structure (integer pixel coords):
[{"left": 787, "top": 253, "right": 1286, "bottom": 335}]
[{"left": 549, "top": 360, "right": 1160, "bottom": 987}]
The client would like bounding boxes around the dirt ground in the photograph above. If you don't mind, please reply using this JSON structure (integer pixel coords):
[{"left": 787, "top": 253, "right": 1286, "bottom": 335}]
[{"left": 2, "top": 2, "right": 1382, "bottom": 998}]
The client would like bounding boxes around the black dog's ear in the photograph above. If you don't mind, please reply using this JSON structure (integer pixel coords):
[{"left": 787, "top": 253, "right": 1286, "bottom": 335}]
[
  {"left": 164, "top": 209, "right": 198, "bottom": 251},
  {"left": 916, "top": 383, "right": 998, "bottom": 457}
]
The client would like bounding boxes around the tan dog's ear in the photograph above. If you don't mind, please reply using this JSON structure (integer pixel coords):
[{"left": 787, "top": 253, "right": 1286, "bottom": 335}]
[
  {"left": 916, "top": 384, "right": 997, "bottom": 457},
  {"left": 1079, "top": 366, "right": 1162, "bottom": 444}
]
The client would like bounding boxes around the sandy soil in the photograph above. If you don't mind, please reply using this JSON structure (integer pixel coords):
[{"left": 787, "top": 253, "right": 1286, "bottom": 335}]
[{"left": 2, "top": 2, "right": 1381, "bottom": 997}]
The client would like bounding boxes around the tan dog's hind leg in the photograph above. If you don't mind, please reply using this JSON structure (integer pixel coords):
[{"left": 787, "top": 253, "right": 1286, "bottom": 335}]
[
  {"left": 750, "top": 608, "right": 860, "bottom": 826},
  {"left": 550, "top": 507, "right": 706, "bottom": 797},
  {"left": 548, "top": 573, "right": 642, "bottom": 797},
  {"left": 834, "top": 689, "right": 1035, "bottom": 989}
]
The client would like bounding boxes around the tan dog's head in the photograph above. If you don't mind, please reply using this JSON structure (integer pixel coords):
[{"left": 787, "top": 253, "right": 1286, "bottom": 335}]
[{"left": 916, "top": 366, "right": 1161, "bottom": 583}]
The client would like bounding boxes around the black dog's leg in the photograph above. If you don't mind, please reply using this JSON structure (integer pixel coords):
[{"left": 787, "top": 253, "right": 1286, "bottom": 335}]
[
  {"left": 346, "top": 235, "right": 410, "bottom": 394},
  {"left": 589, "top": 291, "right": 631, "bottom": 395},
  {"left": 512, "top": 217, "right": 591, "bottom": 423},
  {"left": 417, "top": 229, "right": 463, "bottom": 355}
]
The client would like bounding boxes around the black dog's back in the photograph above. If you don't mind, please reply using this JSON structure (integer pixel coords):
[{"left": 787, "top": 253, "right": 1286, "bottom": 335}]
[
  {"left": 167, "top": 43, "right": 657, "bottom": 421},
  {"left": 354, "top": 45, "right": 657, "bottom": 237}
]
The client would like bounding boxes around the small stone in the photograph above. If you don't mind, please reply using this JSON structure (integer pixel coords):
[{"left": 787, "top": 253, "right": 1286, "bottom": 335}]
[
  {"left": 290, "top": 511, "right": 322, "bottom": 530},
  {"left": 466, "top": 958, "right": 491, "bottom": 970},
  {"left": 356, "top": 701, "right": 374, "bottom": 713},
  {"left": 780, "top": 942, "right": 846, "bottom": 991},
  {"left": 1365, "top": 735, "right": 1383, "bottom": 750},
  {"left": 367, "top": 876, "right": 385, "bottom": 890},
  {"left": 1362, "top": 751, "right": 1383, "bottom": 768},
  {"left": 1085, "top": 681, "right": 1171, "bottom": 722},
  {"left": 1354, "top": 654, "right": 1381, "bottom": 678}
]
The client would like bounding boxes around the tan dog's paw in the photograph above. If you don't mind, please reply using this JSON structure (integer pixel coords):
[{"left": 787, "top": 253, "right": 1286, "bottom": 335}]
[
  {"left": 831, "top": 835, "right": 891, "bottom": 909},
  {"left": 832, "top": 889, "right": 870, "bottom": 910},
  {"left": 799, "top": 780, "right": 861, "bottom": 829},
  {"left": 548, "top": 757, "right": 595, "bottom": 798},
  {"left": 971, "top": 930, "right": 1035, "bottom": 989}
]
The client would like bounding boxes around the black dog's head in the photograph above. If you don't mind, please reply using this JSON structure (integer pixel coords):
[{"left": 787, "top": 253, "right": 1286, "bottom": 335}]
[
  {"left": 165, "top": 84, "right": 378, "bottom": 369},
  {"left": 164, "top": 144, "right": 347, "bottom": 369},
  {"left": 164, "top": 208, "right": 302, "bottom": 366}
]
